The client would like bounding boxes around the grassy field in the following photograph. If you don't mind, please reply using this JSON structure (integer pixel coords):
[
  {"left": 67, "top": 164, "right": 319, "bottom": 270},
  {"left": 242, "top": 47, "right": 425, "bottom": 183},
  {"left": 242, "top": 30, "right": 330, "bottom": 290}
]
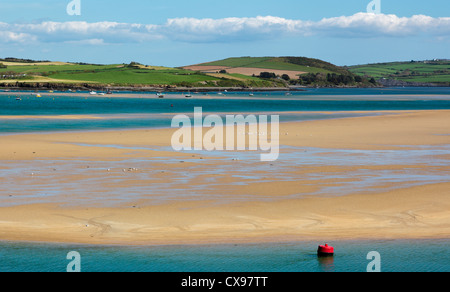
[
  {"left": 395, "top": 75, "right": 450, "bottom": 83},
  {"left": 0, "top": 59, "right": 285, "bottom": 88},
  {"left": 240, "top": 60, "right": 319, "bottom": 73},
  {"left": 349, "top": 60, "right": 450, "bottom": 84},
  {"left": 194, "top": 56, "right": 344, "bottom": 74},
  {"left": 49, "top": 68, "right": 219, "bottom": 85},
  {"left": 199, "top": 57, "right": 273, "bottom": 68},
  {"left": 228, "top": 73, "right": 265, "bottom": 81},
  {"left": 0, "top": 61, "right": 71, "bottom": 66},
  {"left": 0, "top": 62, "right": 223, "bottom": 86},
  {"left": 0, "top": 63, "right": 121, "bottom": 74},
  {"left": 6, "top": 56, "right": 426, "bottom": 88},
  {"left": 189, "top": 56, "right": 379, "bottom": 87}
]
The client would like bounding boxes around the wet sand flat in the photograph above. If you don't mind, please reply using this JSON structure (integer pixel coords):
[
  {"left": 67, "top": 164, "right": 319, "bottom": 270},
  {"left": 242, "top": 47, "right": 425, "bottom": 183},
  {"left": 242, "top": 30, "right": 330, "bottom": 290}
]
[{"left": 0, "top": 110, "right": 449, "bottom": 245}]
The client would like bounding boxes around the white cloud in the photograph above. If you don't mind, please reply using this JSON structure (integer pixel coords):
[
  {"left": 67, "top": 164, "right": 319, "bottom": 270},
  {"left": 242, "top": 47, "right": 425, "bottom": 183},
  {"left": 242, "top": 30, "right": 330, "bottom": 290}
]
[
  {"left": 64, "top": 38, "right": 106, "bottom": 45},
  {"left": 160, "top": 16, "right": 309, "bottom": 42},
  {"left": 0, "top": 24, "right": 37, "bottom": 43},
  {"left": 0, "top": 13, "right": 449, "bottom": 45},
  {"left": 1, "top": 21, "right": 163, "bottom": 44},
  {"left": 314, "top": 13, "right": 450, "bottom": 37}
]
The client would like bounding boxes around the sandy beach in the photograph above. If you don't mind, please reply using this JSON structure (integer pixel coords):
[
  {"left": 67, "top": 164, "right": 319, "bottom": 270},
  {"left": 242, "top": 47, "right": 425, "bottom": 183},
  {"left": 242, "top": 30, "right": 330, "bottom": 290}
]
[{"left": 0, "top": 110, "right": 449, "bottom": 245}]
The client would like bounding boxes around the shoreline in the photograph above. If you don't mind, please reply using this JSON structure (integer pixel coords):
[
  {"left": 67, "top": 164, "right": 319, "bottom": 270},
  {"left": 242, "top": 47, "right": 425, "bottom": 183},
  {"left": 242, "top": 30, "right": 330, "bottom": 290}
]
[
  {"left": 2, "top": 82, "right": 449, "bottom": 93},
  {"left": 1, "top": 85, "right": 303, "bottom": 93},
  {"left": 0, "top": 110, "right": 449, "bottom": 246},
  {"left": 0, "top": 111, "right": 396, "bottom": 140},
  {"left": 1, "top": 236, "right": 448, "bottom": 251},
  {"left": 2, "top": 84, "right": 450, "bottom": 94},
  {"left": 1, "top": 91, "right": 450, "bottom": 102}
]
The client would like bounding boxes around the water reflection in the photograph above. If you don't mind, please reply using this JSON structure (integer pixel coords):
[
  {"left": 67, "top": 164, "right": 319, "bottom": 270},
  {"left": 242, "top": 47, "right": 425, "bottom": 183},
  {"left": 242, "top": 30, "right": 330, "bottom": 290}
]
[{"left": 317, "top": 255, "right": 335, "bottom": 272}]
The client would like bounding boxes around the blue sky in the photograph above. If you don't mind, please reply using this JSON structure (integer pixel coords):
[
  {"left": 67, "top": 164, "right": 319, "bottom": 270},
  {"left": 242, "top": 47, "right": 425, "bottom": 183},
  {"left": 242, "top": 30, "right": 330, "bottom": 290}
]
[{"left": 0, "top": 0, "right": 449, "bottom": 66}]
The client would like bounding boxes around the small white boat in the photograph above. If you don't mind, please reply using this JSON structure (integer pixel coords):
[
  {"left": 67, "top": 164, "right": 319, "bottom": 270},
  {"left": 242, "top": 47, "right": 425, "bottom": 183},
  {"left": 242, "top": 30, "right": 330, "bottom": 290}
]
[
  {"left": 89, "top": 91, "right": 97, "bottom": 95},
  {"left": 156, "top": 92, "right": 165, "bottom": 98}
]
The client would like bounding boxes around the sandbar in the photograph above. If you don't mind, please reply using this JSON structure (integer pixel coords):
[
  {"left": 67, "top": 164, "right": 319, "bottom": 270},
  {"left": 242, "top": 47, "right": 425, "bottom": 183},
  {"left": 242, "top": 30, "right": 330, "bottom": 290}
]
[{"left": 0, "top": 110, "right": 449, "bottom": 245}]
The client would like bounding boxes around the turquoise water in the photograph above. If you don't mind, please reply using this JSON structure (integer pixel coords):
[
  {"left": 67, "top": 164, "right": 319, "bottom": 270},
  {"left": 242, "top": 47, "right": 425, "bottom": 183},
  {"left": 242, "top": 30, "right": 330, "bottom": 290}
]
[
  {"left": 0, "top": 112, "right": 383, "bottom": 134},
  {"left": 0, "top": 239, "right": 448, "bottom": 272},
  {"left": 3, "top": 93, "right": 450, "bottom": 117},
  {"left": 1, "top": 87, "right": 450, "bottom": 133},
  {"left": 3, "top": 87, "right": 450, "bottom": 97},
  {"left": 1, "top": 88, "right": 449, "bottom": 272}
]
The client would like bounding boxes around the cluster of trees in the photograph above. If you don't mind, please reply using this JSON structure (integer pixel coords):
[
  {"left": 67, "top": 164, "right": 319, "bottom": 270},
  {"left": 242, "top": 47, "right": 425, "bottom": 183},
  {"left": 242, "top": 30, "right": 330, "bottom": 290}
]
[
  {"left": 0, "top": 81, "right": 90, "bottom": 90},
  {"left": 291, "top": 73, "right": 377, "bottom": 86},
  {"left": 127, "top": 61, "right": 143, "bottom": 69},
  {"left": 255, "top": 72, "right": 290, "bottom": 81},
  {"left": 0, "top": 63, "right": 7, "bottom": 69},
  {"left": 254, "top": 71, "right": 377, "bottom": 86},
  {"left": 258, "top": 72, "right": 277, "bottom": 79},
  {"left": 0, "top": 57, "right": 50, "bottom": 63}
]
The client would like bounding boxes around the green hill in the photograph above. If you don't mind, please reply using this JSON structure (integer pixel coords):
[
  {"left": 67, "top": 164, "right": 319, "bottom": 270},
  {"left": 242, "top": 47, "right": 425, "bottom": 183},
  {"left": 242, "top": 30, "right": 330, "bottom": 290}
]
[
  {"left": 193, "top": 56, "right": 349, "bottom": 75},
  {"left": 0, "top": 56, "right": 382, "bottom": 89},
  {"left": 349, "top": 60, "right": 450, "bottom": 85},
  {"left": 184, "top": 56, "right": 376, "bottom": 87},
  {"left": 0, "top": 59, "right": 285, "bottom": 89}
]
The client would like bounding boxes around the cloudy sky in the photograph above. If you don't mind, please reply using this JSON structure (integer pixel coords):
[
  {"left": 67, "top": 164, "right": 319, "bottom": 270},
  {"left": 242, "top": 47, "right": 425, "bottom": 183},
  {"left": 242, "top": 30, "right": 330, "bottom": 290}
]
[{"left": 0, "top": 0, "right": 449, "bottom": 66}]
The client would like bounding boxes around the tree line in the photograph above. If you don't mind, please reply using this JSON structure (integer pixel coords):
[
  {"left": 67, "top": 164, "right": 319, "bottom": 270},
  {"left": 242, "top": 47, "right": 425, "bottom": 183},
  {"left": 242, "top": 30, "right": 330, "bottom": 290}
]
[
  {"left": 294, "top": 73, "right": 377, "bottom": 86},
  {"left": 255, "top": 71, "right": 377, "bottom": 86}
]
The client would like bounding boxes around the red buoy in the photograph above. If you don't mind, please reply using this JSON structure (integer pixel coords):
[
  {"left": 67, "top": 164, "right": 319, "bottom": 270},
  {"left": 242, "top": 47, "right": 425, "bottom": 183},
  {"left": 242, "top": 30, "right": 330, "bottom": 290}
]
[{"left": 318, "top": 244, "right": 334, "bottom": 256}]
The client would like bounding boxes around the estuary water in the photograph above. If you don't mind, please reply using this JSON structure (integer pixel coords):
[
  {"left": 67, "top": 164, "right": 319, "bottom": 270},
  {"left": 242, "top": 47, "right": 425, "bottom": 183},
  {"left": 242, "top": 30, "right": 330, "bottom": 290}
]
[
  {"left": 0, "top": 239, "right": 449, "bottom": 272},
  {"left": 0, "top": 87, "right": 449, "bottom": 272},
  {"left": 0, "top": 87, "right": 450, "bottom": 134}
]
